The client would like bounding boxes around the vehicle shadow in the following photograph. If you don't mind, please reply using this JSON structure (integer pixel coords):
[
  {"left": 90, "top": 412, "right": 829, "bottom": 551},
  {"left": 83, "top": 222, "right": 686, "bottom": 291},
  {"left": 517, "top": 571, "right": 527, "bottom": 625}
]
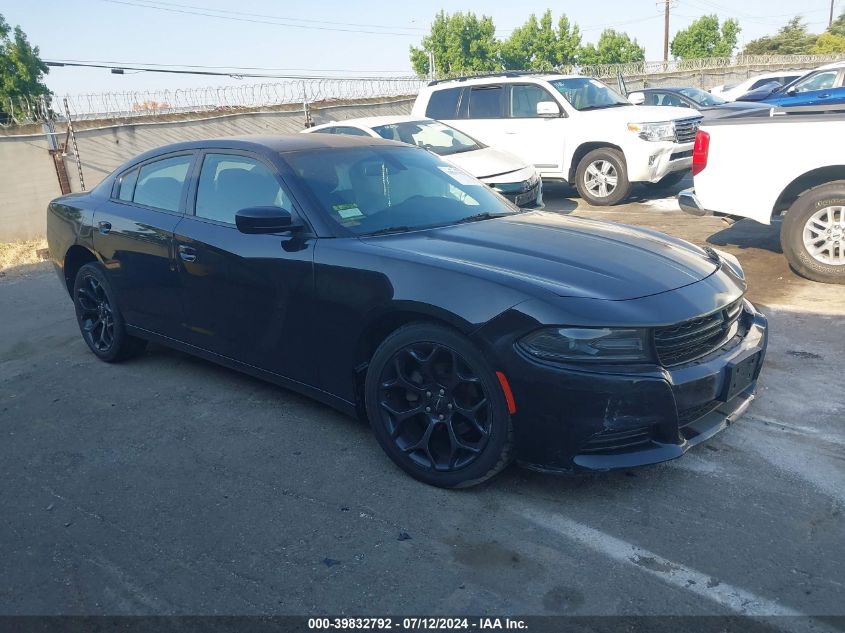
[{"left": 706, "top": 218, "right": 782, "bottom": 254}]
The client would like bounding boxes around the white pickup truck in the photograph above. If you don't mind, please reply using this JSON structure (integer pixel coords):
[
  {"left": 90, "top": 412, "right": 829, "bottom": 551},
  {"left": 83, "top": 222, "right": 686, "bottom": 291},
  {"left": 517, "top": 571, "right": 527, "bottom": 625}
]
[
  {"left": 412, "top": 73, "right": 701, "bottom": 206},
  {"left": 679, "top": 105, "right": 845, "bottom": 284}
]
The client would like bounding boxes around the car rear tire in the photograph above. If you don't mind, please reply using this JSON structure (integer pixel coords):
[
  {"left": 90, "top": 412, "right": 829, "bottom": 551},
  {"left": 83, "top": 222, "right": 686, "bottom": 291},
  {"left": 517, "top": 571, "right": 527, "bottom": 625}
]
[
  {"left": 575, "top": 148, "right": 631, "bottom": 206},
  {"left": 365, "top": 323, "right": 513, "bottom": 488},
  {"left": 73, "top": 263, "right": 148, "bottom": 362},
  {"left": 781, "top": 182, "right": 845, "bottom": 284}
]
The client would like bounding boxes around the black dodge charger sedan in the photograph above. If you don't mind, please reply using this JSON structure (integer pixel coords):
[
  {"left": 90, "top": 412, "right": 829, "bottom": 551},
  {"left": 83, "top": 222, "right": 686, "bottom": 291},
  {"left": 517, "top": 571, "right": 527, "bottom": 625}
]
[{"left": 47, "top": 134, "right": 768, "bottom": 488}]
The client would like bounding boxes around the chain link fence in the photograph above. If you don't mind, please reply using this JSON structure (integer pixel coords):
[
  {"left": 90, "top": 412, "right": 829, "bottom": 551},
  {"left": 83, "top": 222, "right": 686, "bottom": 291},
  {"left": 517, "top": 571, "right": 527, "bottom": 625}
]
[{"left": 2, "top": 54, "right": 844, "bottom": 129}]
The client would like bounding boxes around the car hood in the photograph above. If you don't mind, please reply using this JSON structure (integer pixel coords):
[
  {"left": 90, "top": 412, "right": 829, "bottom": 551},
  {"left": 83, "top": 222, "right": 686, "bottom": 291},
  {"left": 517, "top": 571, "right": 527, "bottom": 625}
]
[
  {"left": 445, "top": 147, "right": 531, "bottom": 180},
  {"left": 591, "top": 104, "right": 698, "bottom": 123},
  {"left": 364, "top": 211, "right": 719, "bottom": 301}
]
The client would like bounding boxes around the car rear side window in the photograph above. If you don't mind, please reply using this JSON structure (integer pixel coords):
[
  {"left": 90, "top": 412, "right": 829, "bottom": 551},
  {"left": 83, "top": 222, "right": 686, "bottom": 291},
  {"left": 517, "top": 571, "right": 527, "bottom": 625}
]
[
  {"left": 195, "top": 153, "right": 290, "bottom": 224},
  {"left": 468, "top": 86, "right": 505, "bottom": 118},
  {"left": 425, "top": 87, "right": 462, "bottom": 119},
  {"left": 117, "top": 168, "right": 139, "bottom": 201},
  {"left": 133, "top": 155, "right": 193, "bottom": 212}
]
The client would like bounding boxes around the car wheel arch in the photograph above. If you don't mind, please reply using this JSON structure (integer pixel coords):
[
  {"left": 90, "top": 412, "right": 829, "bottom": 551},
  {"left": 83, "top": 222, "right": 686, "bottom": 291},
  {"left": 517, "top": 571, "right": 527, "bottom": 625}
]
[
  {"left": 568, "top": 141, "right": 626, "bottom": 184},
  {"left": 62, "top": 245, "right": 100, "bottom": 297},
  {"left": 351, "top": 306, "right": 479, "bottom": 421},
  {"left": 773, "top": 165, "right": 845, "bottom": 219}
]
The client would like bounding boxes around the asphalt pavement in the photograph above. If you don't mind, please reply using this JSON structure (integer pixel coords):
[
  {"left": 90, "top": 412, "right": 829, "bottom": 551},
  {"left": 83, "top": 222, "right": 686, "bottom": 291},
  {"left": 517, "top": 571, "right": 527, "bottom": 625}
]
[{"left": 1, "top": 180, "right": 843, "bottom": 620}]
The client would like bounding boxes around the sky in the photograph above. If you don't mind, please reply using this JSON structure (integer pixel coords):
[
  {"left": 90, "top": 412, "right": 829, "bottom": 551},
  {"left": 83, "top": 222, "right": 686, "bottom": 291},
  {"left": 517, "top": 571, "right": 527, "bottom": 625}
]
[{"left": 1, "top": 0, "right": 840, "bottom": 96}]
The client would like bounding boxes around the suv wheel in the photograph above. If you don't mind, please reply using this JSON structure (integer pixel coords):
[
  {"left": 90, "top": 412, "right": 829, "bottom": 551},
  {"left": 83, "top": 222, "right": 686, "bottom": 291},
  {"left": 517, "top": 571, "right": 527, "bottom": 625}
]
[
  {"left": 575, "top": 148, "right": 631, "bottom": 206},
  {"left": 781, "top": 182, "right": 845, "bottom": 284}
]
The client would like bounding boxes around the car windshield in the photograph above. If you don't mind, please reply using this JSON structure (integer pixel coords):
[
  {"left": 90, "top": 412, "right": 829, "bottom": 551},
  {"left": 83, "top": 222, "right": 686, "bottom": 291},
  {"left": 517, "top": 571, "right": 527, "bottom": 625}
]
[
  {"left": 285, "top": 146, "right": 517, "bottom": 236},
  {"left": 678, "top": 87, "right": 726, "bottom": 106},
  {"left": 370, "top": 120, "right": 482, "bottom": 156},
  {"left": 549, "top": 77, "right": 631, "bottom": 111}
]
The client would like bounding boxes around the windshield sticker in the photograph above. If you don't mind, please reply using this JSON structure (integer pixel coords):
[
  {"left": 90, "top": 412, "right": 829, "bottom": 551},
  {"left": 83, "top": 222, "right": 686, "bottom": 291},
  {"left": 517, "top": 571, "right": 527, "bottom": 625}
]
[
  {"left": 333, "top": 204, "right": 365, "bottom": 219},
  {"left": 438, "top": 165, "right": 477, "bottom": 186}
]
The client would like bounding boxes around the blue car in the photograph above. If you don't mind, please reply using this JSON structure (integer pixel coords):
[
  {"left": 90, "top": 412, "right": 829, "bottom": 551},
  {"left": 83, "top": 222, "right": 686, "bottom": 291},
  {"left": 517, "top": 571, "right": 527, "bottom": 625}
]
[{"left": 737, "top": 62, "right": 845, "bottom": 107}]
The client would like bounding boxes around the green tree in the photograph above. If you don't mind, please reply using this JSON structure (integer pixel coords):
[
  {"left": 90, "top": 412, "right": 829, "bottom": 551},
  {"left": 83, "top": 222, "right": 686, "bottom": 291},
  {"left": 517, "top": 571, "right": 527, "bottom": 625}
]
[
  {"left": 499, "top": 10, "right": 581, "bottom": 70},
  {"left": 410, "top": 11, "right": 499, "bottom": 78},
  {"left": 0, "top": 13, "right": 50, "bottom": 122},
  {"left": 578, "top": 29, "right": 645, "bottom": 65},
  {"left": 812, "top": 31, "right": 845, "bottom": 53},
  {"left": 743, "top": 17, "right": 817, "bottom": 55},
  {"left": 670, "top": 14, "right": 741, "bottom": 59}
]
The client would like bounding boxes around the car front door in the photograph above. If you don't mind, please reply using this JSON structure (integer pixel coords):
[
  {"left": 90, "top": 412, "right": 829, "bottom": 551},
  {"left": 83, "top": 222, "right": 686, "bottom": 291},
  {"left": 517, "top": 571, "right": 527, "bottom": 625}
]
[
  {"left": 93, "top": 152, "right": 194, "bottom": 339},
  {"left": 498, "top": 83, "right": 569, "bottom": 178},
  {"left": 173, "top": 150, "right": 317, "bottom": 385},
  {"left": 769, "top": 69, "right": 843, "bottom": 106}
]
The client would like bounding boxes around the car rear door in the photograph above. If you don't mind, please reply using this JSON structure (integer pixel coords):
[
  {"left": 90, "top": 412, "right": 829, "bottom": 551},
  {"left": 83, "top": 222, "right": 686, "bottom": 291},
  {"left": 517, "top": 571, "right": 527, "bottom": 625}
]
[
  {"left": 173, "top": 149, "right": 317, "bottom": 384},
  {"left": 93, "top": 152, "right": 194, "bottom": 339}
]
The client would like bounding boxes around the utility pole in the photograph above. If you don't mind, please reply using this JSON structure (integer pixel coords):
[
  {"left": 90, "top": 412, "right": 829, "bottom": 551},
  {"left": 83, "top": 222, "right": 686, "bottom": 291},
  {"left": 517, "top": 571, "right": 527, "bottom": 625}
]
[
  {"left": 830, "top": 0, "right": 836, "bottom": 28},
  {"left": 663, "top": 0, "right": 670, "bottom": 62}
]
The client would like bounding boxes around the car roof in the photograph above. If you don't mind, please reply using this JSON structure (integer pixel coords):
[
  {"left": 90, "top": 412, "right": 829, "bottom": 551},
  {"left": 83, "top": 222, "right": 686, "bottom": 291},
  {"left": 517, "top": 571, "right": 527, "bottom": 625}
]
[
  {"left": 308, "top": 115, "right": 431, "bottom": 131},
  {"left": 127, "top": 134, "right": 407, "bottom": 163},
  {"left": 816, "top": 60, "right": 845, "bottom": 70},
  {"left": 426, "top": 73, "right": 580, "bottom": 89}
]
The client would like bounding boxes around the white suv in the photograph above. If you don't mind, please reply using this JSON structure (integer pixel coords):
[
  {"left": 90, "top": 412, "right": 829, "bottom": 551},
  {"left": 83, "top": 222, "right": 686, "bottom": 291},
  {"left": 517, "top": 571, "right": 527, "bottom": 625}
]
[{"left": 412, "top": 73, "right": 701, "bottom": 205}]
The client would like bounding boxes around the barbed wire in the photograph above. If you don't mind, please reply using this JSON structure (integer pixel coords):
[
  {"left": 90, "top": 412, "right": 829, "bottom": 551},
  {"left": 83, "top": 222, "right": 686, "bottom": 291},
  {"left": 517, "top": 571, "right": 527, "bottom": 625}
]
[{"left": 2, "top": 54, "right": 843, "bottom": 128}]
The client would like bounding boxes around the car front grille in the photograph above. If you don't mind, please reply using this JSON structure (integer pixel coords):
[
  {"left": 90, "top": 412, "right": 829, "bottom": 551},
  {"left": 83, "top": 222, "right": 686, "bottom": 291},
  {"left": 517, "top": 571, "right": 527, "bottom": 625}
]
[
  {"left": 674, "top": 117, "right": 702, "bottom": 144},
  {"left": 654, "top": 299, "right": 744, "bottom": 367}
]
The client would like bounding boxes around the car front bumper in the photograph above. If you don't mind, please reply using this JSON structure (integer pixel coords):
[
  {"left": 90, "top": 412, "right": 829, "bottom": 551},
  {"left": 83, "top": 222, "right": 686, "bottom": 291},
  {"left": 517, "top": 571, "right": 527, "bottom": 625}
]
[
  {"left": 626, "top": 141, "right": 694, "bottom": 183},
  {"left": 488, "top": 301, "right": 768, "bottom": 474}
]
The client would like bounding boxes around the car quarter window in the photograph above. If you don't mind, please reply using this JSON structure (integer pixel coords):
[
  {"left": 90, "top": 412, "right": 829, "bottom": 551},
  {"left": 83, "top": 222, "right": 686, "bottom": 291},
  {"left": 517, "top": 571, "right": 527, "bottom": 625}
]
[
  {"left": 195, "top": 153, "right": 290, "bottom": 224},
  {"left": 425, "top": 87, "right": 462, "bottom": 119},
  {"left": 117, "top": 168, "right": 139, "bottom": 201},
  {"left": 509, "top": 84, "right": 556, "bottom": 117},
  {"left": 468, "top": 85, "right": 505, "bottom": 118},
  {"left": 132, "top": 154, "right": 193, "bottom": 212}
]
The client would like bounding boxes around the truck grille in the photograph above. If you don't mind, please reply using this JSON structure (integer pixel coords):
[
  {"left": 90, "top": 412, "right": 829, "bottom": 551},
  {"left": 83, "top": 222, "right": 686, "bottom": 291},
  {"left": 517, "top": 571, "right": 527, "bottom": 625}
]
[
  {"left": 674, "top": 117, "right": 702, "bottom": 144},
  {"left": 654, "top": 299, "right": 744, "bottom": 366}
]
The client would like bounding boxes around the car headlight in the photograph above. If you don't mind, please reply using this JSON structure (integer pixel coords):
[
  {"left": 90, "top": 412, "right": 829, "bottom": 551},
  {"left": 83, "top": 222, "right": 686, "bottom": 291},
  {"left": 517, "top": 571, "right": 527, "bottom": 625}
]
[
  {"left": 518, "top": 327, "right": 652, "bottom": 363},
  {"left": 628, "top": 121, "right": 675, "bottom": 142}
]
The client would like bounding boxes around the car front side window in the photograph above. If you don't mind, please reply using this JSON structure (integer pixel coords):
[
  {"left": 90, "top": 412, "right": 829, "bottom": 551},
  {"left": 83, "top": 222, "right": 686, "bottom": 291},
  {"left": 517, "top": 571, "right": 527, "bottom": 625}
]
[
  {"left": 794, "top": 71, "right": 838, "bottom": 93},
  {"left": 509, "top": 84, "right": 556, "bottom": 117},
  {"left": 195, "top": 153, "right": 289, "bottom": 225}
]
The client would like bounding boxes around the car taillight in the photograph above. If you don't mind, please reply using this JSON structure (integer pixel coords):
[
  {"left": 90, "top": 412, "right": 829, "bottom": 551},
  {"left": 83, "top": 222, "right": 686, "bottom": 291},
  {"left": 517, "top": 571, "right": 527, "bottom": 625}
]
[{"left": 692, "top": 130, "right": 710, "bottom": 176}]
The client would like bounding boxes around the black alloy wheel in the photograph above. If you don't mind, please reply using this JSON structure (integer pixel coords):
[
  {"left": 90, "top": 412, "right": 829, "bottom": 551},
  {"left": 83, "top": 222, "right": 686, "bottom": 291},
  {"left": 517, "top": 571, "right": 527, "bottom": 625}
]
[
  {"left": 76, "top": 274, "right": 115, "bottom": 353},
  {"left": 366, "top": 323, "right": 512, "bottom": 488},
  {"left": 73, "top": 263, "right": 147, "bottom": 362}
]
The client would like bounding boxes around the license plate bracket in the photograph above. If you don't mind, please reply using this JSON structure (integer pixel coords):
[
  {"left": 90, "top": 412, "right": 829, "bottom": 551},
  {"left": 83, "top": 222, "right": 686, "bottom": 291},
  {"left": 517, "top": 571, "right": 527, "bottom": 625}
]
[{"left": 720, "top": 352, "right": 761, "bottom": 402}]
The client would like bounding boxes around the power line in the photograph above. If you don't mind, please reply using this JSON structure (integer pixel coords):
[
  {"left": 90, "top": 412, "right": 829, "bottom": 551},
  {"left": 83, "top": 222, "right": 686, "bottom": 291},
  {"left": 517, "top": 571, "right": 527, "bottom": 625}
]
[
  {"left": 98, "top": 0, "right": 426, "bottom": 36},
  {"left": 43, "top": 60, "right": 419, "bottom": 81},
  {"left": 45, "top": 59, "right": 408, "bottom": 74}
]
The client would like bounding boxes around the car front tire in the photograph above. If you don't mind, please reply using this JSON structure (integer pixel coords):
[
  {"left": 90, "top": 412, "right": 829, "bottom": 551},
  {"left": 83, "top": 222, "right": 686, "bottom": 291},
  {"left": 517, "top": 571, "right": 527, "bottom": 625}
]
[
  {"left": 365, "top": 323, "right": 513, "bottom": 488},
  {"left": 575, "top": 148, "right": 631, "bottom": 206},
  {"left": 781, "top": 182, "right": 845, "bottom": 284},
  {"left": 73, "top": 263, "right": 148, "bottom": 362}
]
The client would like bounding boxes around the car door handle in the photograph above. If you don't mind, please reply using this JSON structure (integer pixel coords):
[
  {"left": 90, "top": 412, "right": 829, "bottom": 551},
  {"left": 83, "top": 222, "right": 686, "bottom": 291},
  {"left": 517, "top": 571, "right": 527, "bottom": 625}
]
[
  {"left": 98, "top": 221, "right": 112, "bottom": 235},
  {"left": 177, "top": 245, "right": 197, "bottom": 262}
]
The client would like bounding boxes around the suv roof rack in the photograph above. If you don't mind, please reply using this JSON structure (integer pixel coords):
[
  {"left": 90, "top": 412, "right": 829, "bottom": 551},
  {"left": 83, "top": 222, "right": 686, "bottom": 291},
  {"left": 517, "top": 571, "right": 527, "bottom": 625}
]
[{"left": 427, "top": 70, "right": 562, "bottom": 86}]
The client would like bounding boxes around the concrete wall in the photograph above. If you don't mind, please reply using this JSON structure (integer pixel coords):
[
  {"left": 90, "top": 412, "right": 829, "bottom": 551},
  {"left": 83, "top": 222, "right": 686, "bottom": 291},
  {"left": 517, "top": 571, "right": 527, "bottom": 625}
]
[{"left": 0, "top": 97, "right": 414, "bottom": 241}]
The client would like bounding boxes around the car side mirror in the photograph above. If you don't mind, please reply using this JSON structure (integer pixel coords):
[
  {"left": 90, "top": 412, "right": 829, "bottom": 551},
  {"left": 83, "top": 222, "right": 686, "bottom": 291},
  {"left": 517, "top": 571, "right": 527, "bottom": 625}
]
[
  {"left": 235, "top": 206, "right": 300, "bottom": 234},
  {"left": 628, "top": 92, "right": 645, "bottom": 105},
  {"left": 786, "top": 86, "right": 798, "bottom": 96},
  {"left": 536, "top": 101, "right": 561, "bottom": 117}
]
